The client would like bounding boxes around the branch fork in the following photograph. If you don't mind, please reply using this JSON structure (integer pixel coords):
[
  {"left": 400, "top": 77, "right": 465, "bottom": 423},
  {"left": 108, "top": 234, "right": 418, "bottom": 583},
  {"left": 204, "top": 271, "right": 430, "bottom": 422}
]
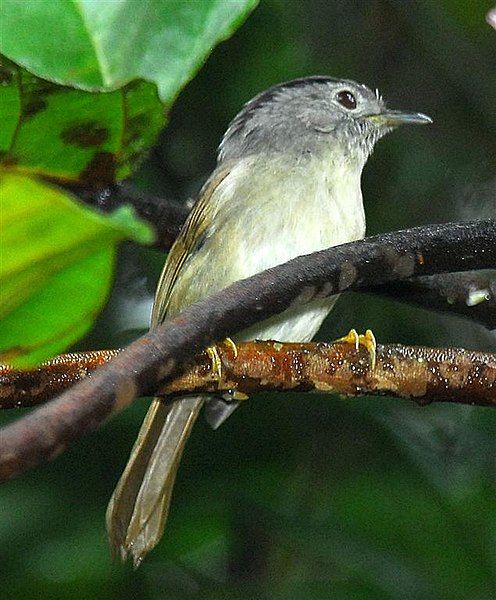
[{"left": 0, "top": 219, "right": 494, "bottom": 481}]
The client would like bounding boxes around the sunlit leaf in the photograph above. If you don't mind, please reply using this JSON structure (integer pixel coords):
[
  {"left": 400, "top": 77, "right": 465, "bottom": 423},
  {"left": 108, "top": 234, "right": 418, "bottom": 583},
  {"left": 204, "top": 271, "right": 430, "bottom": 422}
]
[
  {"left": 0, "top": 59, "right": 164, "bottom": 185},
  {"left": 0, "top": 0, "right": 258, "bottom": 104},
  {"left": 0, "top": 173, "right": 153, "bottom": 367}
]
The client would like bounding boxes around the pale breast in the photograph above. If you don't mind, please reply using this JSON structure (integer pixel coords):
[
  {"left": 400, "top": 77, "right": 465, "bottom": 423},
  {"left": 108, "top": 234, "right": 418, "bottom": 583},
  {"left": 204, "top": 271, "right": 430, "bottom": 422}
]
[{"left": 166, "top": 153, "right": 366, "bottom": 342}]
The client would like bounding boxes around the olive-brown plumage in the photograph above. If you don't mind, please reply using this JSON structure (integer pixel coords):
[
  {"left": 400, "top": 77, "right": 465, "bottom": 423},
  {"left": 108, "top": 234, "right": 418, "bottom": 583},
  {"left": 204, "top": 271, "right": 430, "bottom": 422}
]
[{"left": 106, "top": 76, "right": 431, "bottom": 565}]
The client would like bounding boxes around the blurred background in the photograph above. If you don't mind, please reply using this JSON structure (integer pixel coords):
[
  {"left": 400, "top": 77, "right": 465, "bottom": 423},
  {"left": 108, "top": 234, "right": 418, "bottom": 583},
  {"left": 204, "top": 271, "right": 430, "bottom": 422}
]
[{"left": 2, "top": 1, "right": 496, "bottom": 597}]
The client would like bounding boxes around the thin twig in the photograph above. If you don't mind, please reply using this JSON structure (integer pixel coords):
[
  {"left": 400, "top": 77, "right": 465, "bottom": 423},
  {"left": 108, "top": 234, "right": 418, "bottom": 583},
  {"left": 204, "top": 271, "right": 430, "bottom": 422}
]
[
  {"left": 0, "top": 220, "right": 494, "bottom": 482},
  {"left": 370, "top": 271, "right": 496, "bottom": 329},
  {"left": 1, "top": 341, "right": 495, "bottom": 411},
  {"left": 72, "top": 182, "right": 189, "bottom": 252}
]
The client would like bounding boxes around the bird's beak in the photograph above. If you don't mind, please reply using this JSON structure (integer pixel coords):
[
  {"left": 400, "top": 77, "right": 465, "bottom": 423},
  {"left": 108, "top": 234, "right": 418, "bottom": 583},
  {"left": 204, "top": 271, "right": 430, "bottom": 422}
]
[{"left": 367, "top": 110, "right": 432, "bottom": 127}]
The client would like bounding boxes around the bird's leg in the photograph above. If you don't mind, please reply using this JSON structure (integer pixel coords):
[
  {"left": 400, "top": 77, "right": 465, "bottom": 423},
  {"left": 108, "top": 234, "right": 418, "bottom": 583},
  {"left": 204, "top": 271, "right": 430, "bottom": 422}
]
[
  {"left": 358, "top": 329, "right": 377, "bottom": 370},
  {"left": 204, "top": 339, "right": 247, "bottom": 430},
  {"left": 206, "top": 340, "right": 248, "bottom": 401},
  {"left": 224, "top": 337, "right": 238, "bottom": 359},
  {"left": 206, "top": 345, "right": 223, "bottom": 382},
  {"left": 338, "top": 328, "right": 360, "bottom": 350},
  {"left": 337, "top": 328, "right": 377, "bottom": 370}
]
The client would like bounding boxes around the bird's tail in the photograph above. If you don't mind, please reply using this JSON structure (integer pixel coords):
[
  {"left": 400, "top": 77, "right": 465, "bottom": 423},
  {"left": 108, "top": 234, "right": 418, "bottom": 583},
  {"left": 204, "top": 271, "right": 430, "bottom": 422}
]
[{"left": 106, "top": 395, "right": 203, "bottom": 566}]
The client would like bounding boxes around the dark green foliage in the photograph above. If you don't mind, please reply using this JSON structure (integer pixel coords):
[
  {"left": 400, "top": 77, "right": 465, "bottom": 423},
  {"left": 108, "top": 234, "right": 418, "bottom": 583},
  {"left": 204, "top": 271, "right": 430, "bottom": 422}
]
[{"left": 1, "top": 1, "right": 495, "bottom": 598}]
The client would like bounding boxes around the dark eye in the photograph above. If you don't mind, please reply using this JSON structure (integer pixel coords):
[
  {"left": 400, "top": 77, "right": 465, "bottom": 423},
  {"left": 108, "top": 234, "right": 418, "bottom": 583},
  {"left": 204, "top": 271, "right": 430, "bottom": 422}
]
[{"left": 336, "top": 90, "right": 357, "bottom": 110}]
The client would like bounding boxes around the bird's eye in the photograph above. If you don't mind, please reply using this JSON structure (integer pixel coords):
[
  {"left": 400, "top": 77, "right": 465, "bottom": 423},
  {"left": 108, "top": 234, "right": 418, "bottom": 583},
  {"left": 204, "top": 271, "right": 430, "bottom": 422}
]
[{"left": 336, "top": 90, "right": 357, "bottom": 110}]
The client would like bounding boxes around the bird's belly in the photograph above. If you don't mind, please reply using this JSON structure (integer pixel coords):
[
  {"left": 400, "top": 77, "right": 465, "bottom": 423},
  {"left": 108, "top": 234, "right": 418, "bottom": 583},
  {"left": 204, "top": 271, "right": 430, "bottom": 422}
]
[
  {"left": 237, "top": 295, "right": 337, "bottom": 343},
  {"left": 232, "top": 185, "right": 364, "bottom": 341}
]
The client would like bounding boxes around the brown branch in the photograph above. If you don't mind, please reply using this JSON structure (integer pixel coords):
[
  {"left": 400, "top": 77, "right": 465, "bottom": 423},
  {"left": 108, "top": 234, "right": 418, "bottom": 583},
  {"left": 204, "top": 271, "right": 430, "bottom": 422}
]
[
  {"left": 0, "top": 350, "right": 120, "bottom": 409},
  {"left": 0, "top": 219, "right": 494, "bottom": 482},
  {"left": 1, "top": 341, "right": 495, "bottom": 412},
  {"left": 75, "top": 183, "right": 495, "bottom": 329},
  {"left": 369, "top": 271, "right": 496, "bottom": 329},
  {"left": 166, "top": 341, "right": 496, "bottom": 407}
]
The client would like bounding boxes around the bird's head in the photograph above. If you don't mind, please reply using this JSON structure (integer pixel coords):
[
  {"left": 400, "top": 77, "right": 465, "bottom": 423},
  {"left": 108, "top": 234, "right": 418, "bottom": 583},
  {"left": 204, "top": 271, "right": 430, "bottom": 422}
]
[{"left": 219, "top": 76, "right": 431, "bottom": 166}]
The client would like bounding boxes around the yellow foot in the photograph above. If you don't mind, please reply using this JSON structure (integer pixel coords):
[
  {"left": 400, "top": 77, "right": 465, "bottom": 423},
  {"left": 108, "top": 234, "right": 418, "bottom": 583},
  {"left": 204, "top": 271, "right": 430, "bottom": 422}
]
[
  {"left": 207, "top": 340, "right": 242, "bottom": 392},
  {"left": 222, "top": 338, "right": 247, "bottom": 400},
  {"left": 359, "top": 329, "right": 377, "bottom": 370},
  {"left": 338, "top": 328, "right": 360, "bottom": 350},
  {"left": 224, "top": 337, "right": 238, "bottom": 359},
  {"left": 206, "top": 345, "right": 223, "bottom": 382},
  {"left": 338, "top": 329, "right": 377, "bottom": 370}
]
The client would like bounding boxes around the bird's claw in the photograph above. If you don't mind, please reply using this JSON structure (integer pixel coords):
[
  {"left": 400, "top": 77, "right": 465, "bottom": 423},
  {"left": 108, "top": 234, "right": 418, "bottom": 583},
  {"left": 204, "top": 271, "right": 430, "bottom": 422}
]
[
  {"left": 338, "top": 328, "right": 377, "bottom": 370},
  {"left": 207, "top": 339, "right": 245, "bottom": 393},
  {"left": 359, "top": 329, "right": 377, "bottom": 370},
  {"left": 224, "top": 337, "right": 238, "bottom": 359},
  {"left": 206, "top": 345, "right": 223, "bottom": 382}
]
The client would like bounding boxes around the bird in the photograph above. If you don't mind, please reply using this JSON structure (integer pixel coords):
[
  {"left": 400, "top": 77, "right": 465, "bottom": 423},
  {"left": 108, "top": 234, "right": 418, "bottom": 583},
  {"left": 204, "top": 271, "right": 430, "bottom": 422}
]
[{"left": 106, "top": 76, "right": 431, "bottom": 566}]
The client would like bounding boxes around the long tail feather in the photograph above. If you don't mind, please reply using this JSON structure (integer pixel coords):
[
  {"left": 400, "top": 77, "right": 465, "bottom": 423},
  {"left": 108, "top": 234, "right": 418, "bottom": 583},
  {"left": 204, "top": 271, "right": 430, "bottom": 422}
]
[{"left": 106, "top": 396, "right": 203, "bottom": 566}]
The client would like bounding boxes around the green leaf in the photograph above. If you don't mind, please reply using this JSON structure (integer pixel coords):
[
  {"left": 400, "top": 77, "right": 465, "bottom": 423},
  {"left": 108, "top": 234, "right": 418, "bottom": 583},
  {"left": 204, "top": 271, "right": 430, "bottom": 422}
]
[
  {"left": 0, "top": 0, "right": 258, "bottom": 104},
  {"left": 0, "top": 61, "right": 20, "bottom": 153},
  {"left": 0, "top": 172, "right": 154, "bottom": 367},
  {"left": 0, "top": 59, "right": 164, "bottom": 185}
]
